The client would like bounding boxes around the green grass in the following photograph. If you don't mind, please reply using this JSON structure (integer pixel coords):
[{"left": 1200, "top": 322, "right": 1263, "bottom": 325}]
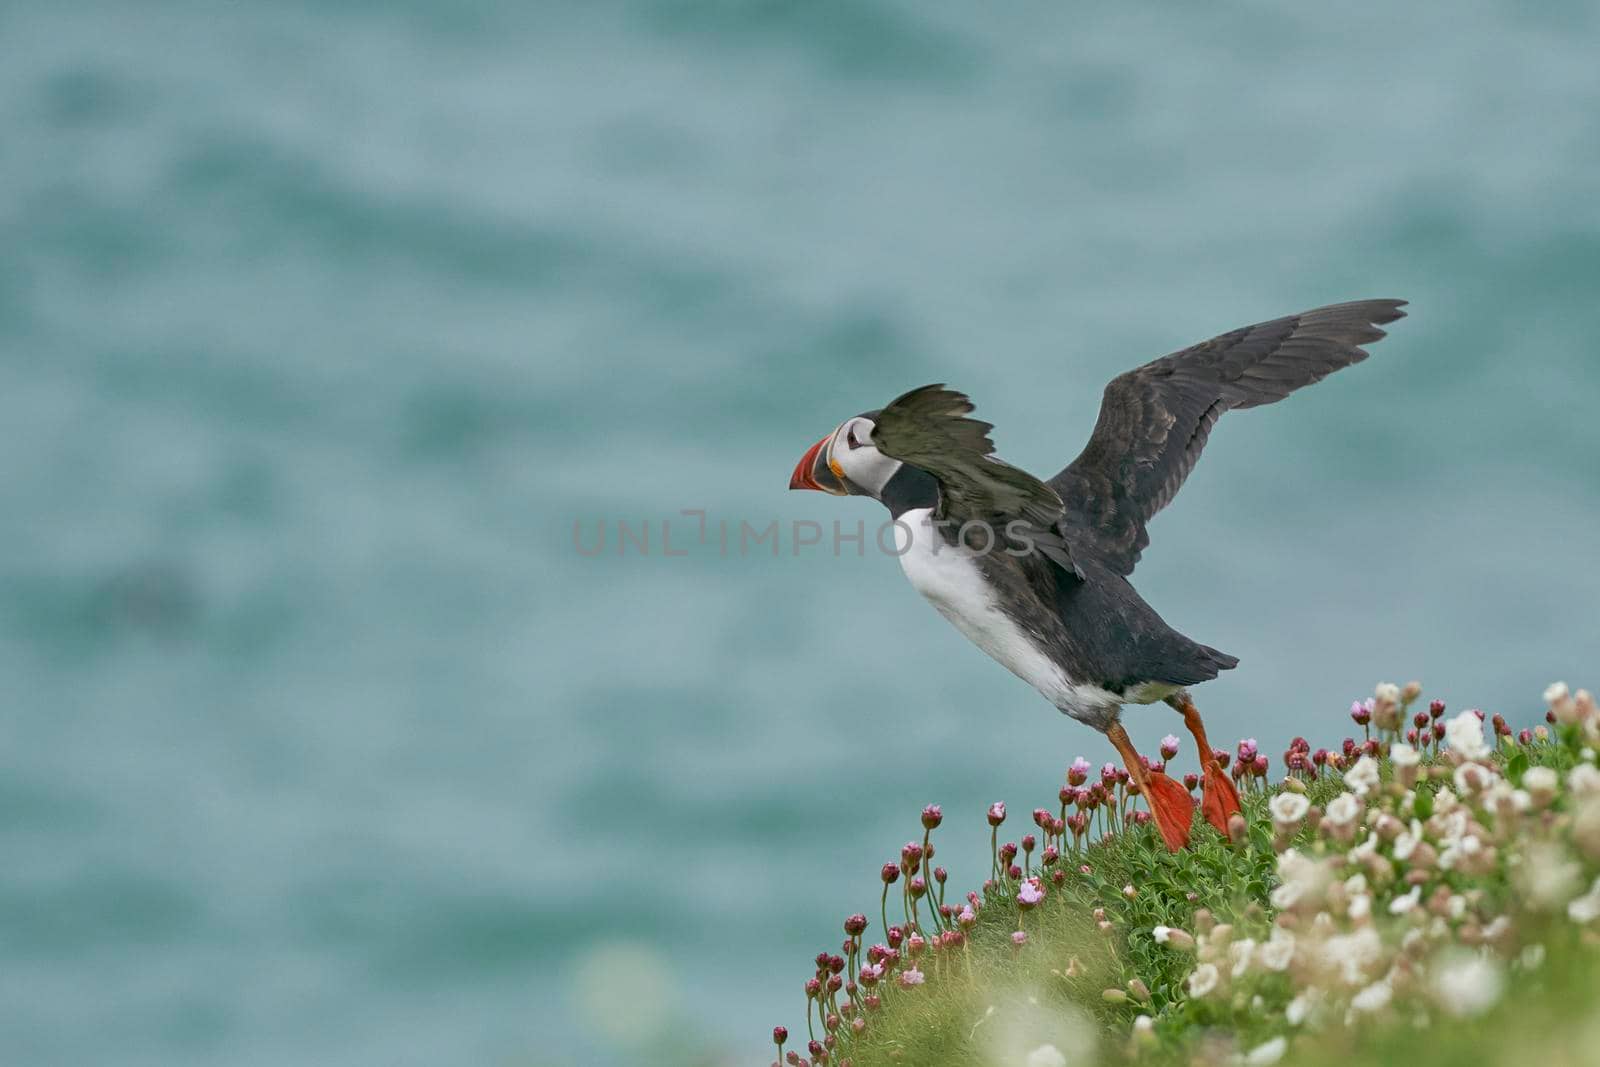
[{"left": 775, "top": 687, "right": 1600, "bottom": 1067}]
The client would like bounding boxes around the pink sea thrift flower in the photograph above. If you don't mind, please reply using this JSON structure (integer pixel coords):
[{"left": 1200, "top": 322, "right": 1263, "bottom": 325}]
[
  {"left": 1068, "top": 757, "right": 1091, "bottom": 786},
  {"left": 1018, "top": 878, "right": 1045, "bottom": 907},
  {"left": 898, "top": 966, "right": 924, "bottom": 987},
  {"left": 987, "top": 802, "right": 1007, "bottom": 826},
  {"left": 1160, "top": 735, "right": 1181, "bottom": 759}
]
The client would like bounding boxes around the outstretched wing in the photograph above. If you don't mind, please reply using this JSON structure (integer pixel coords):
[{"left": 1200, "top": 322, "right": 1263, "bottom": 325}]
[
  {"left": 872, "top": 383, "right": 1068, "bottom": 534},
  {"left": 1049, "top": 299, "right": 1407, "bottom": 577}
]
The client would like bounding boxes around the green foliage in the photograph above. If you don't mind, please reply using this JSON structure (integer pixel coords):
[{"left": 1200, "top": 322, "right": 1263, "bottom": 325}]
[{"left": 796, "top": 705, "right": 1600, "bottom": 1067}]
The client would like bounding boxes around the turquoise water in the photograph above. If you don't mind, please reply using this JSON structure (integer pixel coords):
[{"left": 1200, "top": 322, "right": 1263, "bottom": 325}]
[{"left": 3, "top": 2, "right": 1599, "bottom": 1063}]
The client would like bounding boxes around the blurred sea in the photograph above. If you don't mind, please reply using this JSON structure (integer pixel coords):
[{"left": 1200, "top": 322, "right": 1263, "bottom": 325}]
[{"left": 2, "top": 2, "right": 1598, "bottom": 1064}]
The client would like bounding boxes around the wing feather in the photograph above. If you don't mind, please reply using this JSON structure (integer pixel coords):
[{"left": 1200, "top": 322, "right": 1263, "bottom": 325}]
[
  {"left": 1049, "top": 299, "right": 1407, "bottom": 576},
  {"left": 871, "top": 384, "right": 1074, "bottom": 568}
]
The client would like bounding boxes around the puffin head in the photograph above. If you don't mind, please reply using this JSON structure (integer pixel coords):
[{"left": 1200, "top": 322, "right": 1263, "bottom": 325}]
[{"left": 788, "top": 413, "right": 902, "bottom": 501}]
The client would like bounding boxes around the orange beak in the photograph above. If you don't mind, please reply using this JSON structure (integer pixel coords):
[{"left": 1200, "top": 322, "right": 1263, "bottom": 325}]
[{"left": 789, "top": 435, "right": 845, "bottom": 494}]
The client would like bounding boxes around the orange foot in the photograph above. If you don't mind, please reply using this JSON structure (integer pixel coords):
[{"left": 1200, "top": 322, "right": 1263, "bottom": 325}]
[
  {"left": 1200, "top": 762, "right": 1243, "bottom": 835},
  {"left": 1145, "top": 770, "right": 1197, "bottom": 851}
]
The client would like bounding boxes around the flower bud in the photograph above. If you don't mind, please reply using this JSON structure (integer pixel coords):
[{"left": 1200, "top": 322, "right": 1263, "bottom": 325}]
[
  {"left": 987, "top": 802, "right": 1006, "bottom": 826},
  {"left": 1160, "top": 735, "right": 1181, "bottom": 760},
  {"left": 881, "top": 863, "right": 899, "bottom": 885},
  {"left": 920, "top": 804, "right": 943, "bottom": 830},
  {"left": 774, "top": 1026, "right": 788, "bottom": 1046},
  {"left": 844, "top": 914, "right": 868, "bottom": 937}
]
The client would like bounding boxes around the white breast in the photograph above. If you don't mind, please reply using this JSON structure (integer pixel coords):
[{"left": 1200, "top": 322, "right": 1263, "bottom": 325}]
[{"left": 894, "top": 508, "right": 1117, "bottom": 715}]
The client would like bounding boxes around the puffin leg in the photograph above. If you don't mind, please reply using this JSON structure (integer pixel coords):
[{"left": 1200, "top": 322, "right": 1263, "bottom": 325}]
[
  {"left": 1106, "top": 722, "right": 1193, "bottom": 852},
  {"left": 1171, "top": 696, "right": 1242, "bottom": 835}
]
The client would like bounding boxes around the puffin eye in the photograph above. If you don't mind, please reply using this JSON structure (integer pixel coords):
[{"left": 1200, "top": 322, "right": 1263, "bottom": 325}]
[{"left": 846, "top": 427, "right": 862, "bottom": 450}]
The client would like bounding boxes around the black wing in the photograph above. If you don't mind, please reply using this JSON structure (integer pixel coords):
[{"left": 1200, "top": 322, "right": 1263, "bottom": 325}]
[
  {"left": 1049, "top": 299, "right": 1407, "bottom": 577},
  {"left": 871, "top": 385, "right": 1078, "bottom": 566}
]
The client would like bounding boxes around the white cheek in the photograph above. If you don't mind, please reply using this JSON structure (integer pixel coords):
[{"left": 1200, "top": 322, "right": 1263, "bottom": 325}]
[{"left": 838, "top": 448, "right": 896, "bottom": 493}]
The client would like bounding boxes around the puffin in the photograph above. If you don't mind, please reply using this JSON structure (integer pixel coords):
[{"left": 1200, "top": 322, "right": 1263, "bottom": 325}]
[{"left": 788, "top": 299, "right": 1406, "bottom": 851}]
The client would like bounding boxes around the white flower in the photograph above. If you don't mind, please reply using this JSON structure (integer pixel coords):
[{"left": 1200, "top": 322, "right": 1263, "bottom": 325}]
[
  {"left": 1376, "top": 682, "right": 1401, "bottom": 705},
  {"left": 1546, "top": 681, "right": 1571, "bottom": 705},
  {"left": 1257, "top": 931, "right": 1295, "bottom": 972},
  {"left": 1567, "top": 878, "right": 1600, "bottom": 923},
  {"left": 1270, "top": 882, "right": 1303, "bottom": 910},
  {"left": 1522, "top": 842, "right": 1582, "bottom": 908},
  {"left": 1025, "top": 1044, "right": 1067, "bottom": 1067},
  {"left": 1270, "top": 849, "right": 1328, "bottom": 910},
  {"left": 1269, "top": 792, "right": 1310, "bottom": 827},
  {"left": 1569, "top": 894, "right": 1600, "bottom": 924},
  {"left": 1132, "top": 1015, "right": 1154, "bottom": 1038},
  {"left": 1344, "top": 755, "right": 1381, "bottom": 797},
  {"left": 1388, "top": 885, "right": 1422, "bottom": 915},
  {"left": 1230, "top": 938, "right": 1257, "bottom": 978},
  {"left": 1519, "top": 765, "right": 1555, "bottom": 806},
  {"left": 1350, "top": 980, "right": 1393, "bottom": 1014},
  {"left": 1244, "top": 1036, "right": 1288, "bottom": 1065},
  {"left": 1569, "top": 764, "right": 1600, "bottom": 797},
  {"left": 1390, "top": 743, "right": 1420, "bottom": 768},
  {"left": 1187, "top": 962, "right": 1220, "bottom": 998},
  {"left": 1393, "top": 820, "right": 1424, "bottom": 861},
  {"left": 1322, "top": 927, "right": 1383, "bottom": 986},
  {"left": 1153, "top": 925, "right": 1172, "bottom": 943},
  {"left": 1430, "top": 951, "right": 1504, "bottom": 1017},
  {"left": 1349, "top": 893, "right": 1372, "bottom": 920},
  {"left": 1453, "top": 762, "right": 1498, "bottom": 796},
  {"left": 1445, "top": 711, "right": 1490, "bottom": 759},
  {"left": 1286, "top": 989, "right": 1319, "bottom": 1026},
  {"left": 1324, "top": 792, "right": 1363, "bottom": 829}
]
